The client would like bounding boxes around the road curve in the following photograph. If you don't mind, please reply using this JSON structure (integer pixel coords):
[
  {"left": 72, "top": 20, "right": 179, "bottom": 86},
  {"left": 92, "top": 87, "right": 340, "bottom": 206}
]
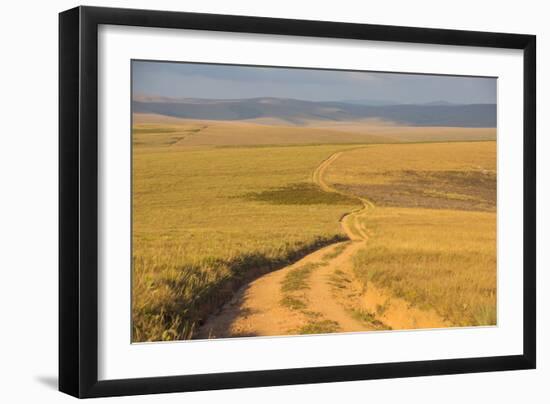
[
  {"left": 312, "top": 151, "right": 373, "bottom": 241},
  {"left": 196, "top": 148, "right": 449, "bottom": 339}
]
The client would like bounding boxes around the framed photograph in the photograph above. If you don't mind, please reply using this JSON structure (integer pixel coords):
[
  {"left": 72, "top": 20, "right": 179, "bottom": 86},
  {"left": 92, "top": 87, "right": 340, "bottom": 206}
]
[{"left": 59, "top": 6, "right": 536, "bottom": 398}]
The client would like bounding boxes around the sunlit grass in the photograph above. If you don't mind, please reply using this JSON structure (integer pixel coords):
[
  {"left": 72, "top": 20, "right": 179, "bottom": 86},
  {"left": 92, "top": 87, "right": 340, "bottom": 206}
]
[
  {"left": 326, "top": 142, "right": 497, "bottom": 327},
  {"left": 297, "top": 320, "right": 340, "bottom": 334},
  {"left": 280, "top": 263, "right": 323, "bottom": 293},
  {"left": 132, "top": 138, "right": 359, "bottom": 341},
  {"left": 280, "top": 295, "right": 307, "bottom": 311},
  {"left": 322, "top": 243, "right": 348, "bottom": 261},
  {"left": 351, "top": 207, "right": 496, "bottom": 326},
  {"left": 133, "top": 125, "right": 498, "bottom": 340}
]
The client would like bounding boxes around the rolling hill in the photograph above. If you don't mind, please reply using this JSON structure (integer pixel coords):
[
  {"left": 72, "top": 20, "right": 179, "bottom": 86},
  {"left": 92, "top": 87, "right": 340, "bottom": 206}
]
[{"left": 132, "top": 96, "right": 496, "bottom": 127}]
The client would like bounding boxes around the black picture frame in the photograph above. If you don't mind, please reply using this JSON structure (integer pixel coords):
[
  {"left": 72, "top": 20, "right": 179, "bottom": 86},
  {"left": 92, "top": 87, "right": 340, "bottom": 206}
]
[{"left": 59, "top": 5, "right": 536, "bottom": 398}]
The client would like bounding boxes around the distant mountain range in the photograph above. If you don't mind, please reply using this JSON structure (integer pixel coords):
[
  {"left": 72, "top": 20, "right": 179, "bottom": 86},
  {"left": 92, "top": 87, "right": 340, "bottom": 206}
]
[
  {"left": 132, "top": 96, "right": 496, "bottom": 127},
  {"left": 336, "top": 99, "right": 459, "bottom": 106}
]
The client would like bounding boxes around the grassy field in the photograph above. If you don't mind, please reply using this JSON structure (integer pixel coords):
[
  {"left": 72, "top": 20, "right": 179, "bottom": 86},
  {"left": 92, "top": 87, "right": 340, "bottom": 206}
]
[
  {"left": 132, "top": 118, "right": 392, "bottom": 147},
  {"left": 132, "top": 135, "right": 361, "bottom": 341},
  {"left": 324, "top": 142, "right": 497, "bottom": 326},
  {"left": 132, "top": 116, "right": 497, "bottom": 341},
  {"left": 132, "top": 113, "right": 496, "bottom": 146}
]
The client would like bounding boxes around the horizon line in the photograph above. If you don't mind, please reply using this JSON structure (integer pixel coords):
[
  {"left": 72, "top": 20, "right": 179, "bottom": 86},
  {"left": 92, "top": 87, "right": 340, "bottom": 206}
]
[{"left": 132, "top": 94, "right": 497, "bottom": 106}]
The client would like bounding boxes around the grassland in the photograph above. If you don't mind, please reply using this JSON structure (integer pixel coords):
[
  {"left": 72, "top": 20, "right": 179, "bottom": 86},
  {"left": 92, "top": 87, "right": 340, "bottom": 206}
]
[
  {"left": 132, "top": 115, "right": 497, "bottom": 341},
  {"left": 324, "top": 142, "right": 497, "bottom": 326},
  {"left": 132, "top": 113, "right": 496, "bottom": 146},
  {"left": 304, "top": 121, "right": 496, "bottom": 142},
  {"left": 132, "top": 118, "right": 392, "bottom": 147},
  {"left": 132, "top": 136, "right": 360, "bottom": 341}
]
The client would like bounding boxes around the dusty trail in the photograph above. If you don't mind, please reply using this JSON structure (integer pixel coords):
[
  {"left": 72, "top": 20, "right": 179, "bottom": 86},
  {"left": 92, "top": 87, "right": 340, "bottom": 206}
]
[
  {"left": 196, "top": 149, "right": 448, "bottom": 339},
  {"left": 313, "top": 152, "right": 371, "bottom": 241}
]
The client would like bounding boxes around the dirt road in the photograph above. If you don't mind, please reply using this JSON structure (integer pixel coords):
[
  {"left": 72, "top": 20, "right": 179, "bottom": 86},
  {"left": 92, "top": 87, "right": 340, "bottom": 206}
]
[{"left": 196, "top": 150, "right": 449, "bottom": 339}]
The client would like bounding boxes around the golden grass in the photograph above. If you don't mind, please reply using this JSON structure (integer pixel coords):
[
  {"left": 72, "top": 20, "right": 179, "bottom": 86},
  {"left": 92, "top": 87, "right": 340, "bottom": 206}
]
[
  {"left": 325, "top": 142, "right": 496, "bottom": 211},
  {"left": 325, "top": 142, "right": 496, "bottom": 180},
  {"left": 306, "top": 121, "right": 496, "bottom": 142},
  {"left": 132, "top": 114, "right": 498, "bottom": 340},
  {"left": 132, "top": 115, "right": 392, "bottom": 147},
  {"left": 353, "top": 207, "right": 496, "bottom": 326},
  {"left": 325, "top": 142, "right": 497, "bottom": 326},
  {"left": 132, "top": 113, "right": 495, "bottom": 146},
  {"left": 132, "top": 137, "right": 360, "bottom": 341}
]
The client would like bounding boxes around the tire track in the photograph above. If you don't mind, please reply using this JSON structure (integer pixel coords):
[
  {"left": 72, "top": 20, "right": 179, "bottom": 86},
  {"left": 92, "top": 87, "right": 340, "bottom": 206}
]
[{"left": 196, "top": 147, "right": 449, "bottom": 339}]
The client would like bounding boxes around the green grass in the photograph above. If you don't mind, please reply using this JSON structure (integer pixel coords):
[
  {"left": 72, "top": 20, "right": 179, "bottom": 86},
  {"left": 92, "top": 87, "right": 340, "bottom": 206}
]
[
  {"left": 280, "top": 263, "right": 323, "bottom": 293},
  {"left": 297, "top": 320, "right": 340, "bottom": 334},
  {"left": 132, "top": 139, "right": 360, "bottom": 342},
  {"left": 279, "top": 263, "right": 345, "bottom": 334},
  {"left": 376, "top": 299, "right": 391, "bottom": 317},
  {"left": 244, "top": 183, "right": 356, "bottom": 205},
  {"left": 321, "top": 243, "right": 348, "bottom": 261},
  {"left": 280, "top": 295, "right": 307, "bottom": 310},
  {"left": 347, "top": 308, "right": 390, "bottom": 330},
  {"left": 327, "top": 269, "right": 352, "bottom": 290},
  {"left": 302, "top": 310, "right": 323, "bottom": 319},
  {"left": 279, "top": 263, "right": 324, "bottom": 311}
]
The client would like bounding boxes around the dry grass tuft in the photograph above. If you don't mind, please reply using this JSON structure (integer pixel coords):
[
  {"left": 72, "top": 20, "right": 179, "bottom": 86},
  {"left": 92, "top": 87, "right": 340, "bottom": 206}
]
[
  {"left": 325, "top": 142, "right": 497, "bottom": 326},
  {"left": 132, "top": 136, "right": 359, "bottom": 341},
  {"left": 351, "top": 207, "right": 496, "bottom": 326}
]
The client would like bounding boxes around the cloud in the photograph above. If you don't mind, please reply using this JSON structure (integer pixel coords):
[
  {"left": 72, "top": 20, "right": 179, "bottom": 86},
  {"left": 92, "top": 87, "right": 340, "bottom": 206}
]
[{"left": 132, "top": 60, "right": 496, "bottom": 104}]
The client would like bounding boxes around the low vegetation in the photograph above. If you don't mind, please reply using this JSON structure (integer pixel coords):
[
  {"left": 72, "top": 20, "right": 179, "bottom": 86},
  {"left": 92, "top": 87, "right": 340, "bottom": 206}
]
[
  {"left": 347, "top": 308, "right": 389, "bottom": 330},
  {"left": 326, "top": 142, "right": 496, "bottom": 212},
  {"left": 244, "top": 183, "right": 356, "bottom": 205},
  {"left": 297, "top": 319, "right": 340, "bottom": 334},
  {"left": 132, "top": 133, "right": 359, "bottom": 342},
  {"left": 351, "top": 207, "right": 496, "bottom": 326},
  {"left": 132, "top": 119, "right": 392, "bottom": 147},
  {"left": 133, "top": 116, "right": 498, "bottom": 340},
  {"left": 280, "top": 295, "right": 307, "bottom": 311},
  {"left": 325, "top": 142, "right": 497, "bottom": 326},
  {"left": 321, "top": 243, "right": 348, "bottom": 261},
  {"left": 280, "top": 263, "right": 323, "bottom": 293}
]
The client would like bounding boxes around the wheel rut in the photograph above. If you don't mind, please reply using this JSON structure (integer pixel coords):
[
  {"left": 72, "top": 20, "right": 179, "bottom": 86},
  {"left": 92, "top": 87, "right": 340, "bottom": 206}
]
[{"left": 196, "top": 148, "right": 449, "bottom": 339}]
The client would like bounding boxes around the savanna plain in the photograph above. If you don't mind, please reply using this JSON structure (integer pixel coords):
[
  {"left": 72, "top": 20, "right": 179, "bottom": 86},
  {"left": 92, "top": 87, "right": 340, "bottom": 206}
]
[{"left": 132, "top": 115, "right": 496, "bottom": 342}]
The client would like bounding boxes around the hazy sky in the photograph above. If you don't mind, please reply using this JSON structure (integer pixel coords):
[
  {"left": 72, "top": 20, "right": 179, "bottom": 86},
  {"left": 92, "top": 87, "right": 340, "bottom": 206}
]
[{"left": 132, "top": 60, "right": 496, "bottom": 104}]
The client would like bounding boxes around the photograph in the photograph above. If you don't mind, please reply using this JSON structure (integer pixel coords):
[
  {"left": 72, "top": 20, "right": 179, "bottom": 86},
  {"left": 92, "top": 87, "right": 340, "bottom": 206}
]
[{"left": 131, "top": 61, "right": 497, "bottom": 342}]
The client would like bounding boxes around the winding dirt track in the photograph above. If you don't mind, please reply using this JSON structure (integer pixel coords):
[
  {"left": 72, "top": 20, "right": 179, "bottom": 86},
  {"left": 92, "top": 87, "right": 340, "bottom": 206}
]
[
  {"left": 196, "top": 150, "right": 448, "bottom": 339},
  {"left": 313, "top": 152, "right": 372, "bottom": 241}
]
